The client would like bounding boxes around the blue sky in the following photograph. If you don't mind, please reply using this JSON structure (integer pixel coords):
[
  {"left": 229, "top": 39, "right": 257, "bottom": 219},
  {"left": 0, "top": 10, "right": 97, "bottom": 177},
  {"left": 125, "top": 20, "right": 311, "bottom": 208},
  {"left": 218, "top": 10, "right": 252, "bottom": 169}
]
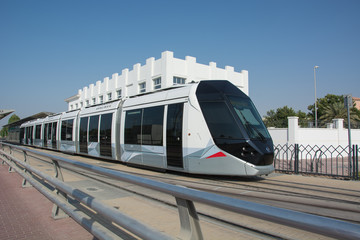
[{"left": 1, "top": 0, "right": 359, "bottom": 127}]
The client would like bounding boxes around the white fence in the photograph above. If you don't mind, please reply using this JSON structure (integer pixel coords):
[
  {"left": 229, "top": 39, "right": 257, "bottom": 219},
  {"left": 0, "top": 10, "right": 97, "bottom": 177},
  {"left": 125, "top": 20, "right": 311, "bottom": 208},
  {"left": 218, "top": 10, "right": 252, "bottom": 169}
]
[{"left": 268, "top": 117, "right": 360, "bottom": 147}]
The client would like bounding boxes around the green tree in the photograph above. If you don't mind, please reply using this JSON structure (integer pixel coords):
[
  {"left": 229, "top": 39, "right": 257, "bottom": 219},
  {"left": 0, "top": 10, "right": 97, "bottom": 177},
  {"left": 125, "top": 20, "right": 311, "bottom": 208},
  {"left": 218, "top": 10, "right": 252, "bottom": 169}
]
[
  {"left": 319, "top": 101, "right": 360, "bottom": 128},
  {"left": 263, "top": 106, "right": 307, "bottom": 128},
  {"left": 307, "top": 94, "right": 343, "bottom": 122},
  {"left": 8, "top": 114, "right": 20, "bottom": 123},
  {"left": 308, "top": 94, "right": 360, "bottom": 127},
  {"left": 0, "top": 114, "right": 20, "bottom": 137}
]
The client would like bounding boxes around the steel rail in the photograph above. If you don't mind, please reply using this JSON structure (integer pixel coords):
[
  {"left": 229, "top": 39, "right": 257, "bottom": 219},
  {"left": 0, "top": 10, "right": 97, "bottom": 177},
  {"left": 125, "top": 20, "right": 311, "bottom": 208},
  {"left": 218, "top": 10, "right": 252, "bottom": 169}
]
[{"left": 2, "top": 142, "right": 360, "bottom": 239}]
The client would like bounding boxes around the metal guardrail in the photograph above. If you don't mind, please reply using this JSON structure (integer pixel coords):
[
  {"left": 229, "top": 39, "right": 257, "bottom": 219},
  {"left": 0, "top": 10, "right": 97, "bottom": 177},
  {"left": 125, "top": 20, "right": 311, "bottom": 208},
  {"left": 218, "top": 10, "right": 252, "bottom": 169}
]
[
  {"left": 274, "top": 144, "right": 359, "bottom": 180},
  {"left": 1, "top": 142, "right": 360, "bottom": 240}
]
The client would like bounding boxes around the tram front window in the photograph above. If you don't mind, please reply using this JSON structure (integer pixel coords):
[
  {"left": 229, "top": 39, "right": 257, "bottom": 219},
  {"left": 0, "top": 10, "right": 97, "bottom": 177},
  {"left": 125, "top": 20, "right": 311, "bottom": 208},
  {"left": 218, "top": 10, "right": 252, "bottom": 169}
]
[
  {"left": 199, "top": 101, "right": 244, "bottom": 141},
  {"left": 228, "top": 96, "right": 271, "bottom": 141}
]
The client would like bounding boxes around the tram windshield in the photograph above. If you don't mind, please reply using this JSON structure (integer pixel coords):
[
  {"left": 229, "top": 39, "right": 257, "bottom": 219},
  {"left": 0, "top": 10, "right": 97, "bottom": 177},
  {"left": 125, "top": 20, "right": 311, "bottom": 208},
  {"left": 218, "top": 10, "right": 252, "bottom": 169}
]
[
  {"left": 196, "top": 80, "right": 271, "bottom": 141},
  {"left": 228, "top": 96, "right": 271, "bottom": 140}
]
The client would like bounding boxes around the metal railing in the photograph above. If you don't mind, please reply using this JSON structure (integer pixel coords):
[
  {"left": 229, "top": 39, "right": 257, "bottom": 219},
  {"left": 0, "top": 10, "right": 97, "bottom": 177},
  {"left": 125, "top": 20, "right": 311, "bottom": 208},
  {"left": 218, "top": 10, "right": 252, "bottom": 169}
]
[
  {"left": 1, "top": 142, "right": 360, "bottom": 240},
  {"left": 274, "top": 144, "right": 359, "bottom": 180}
]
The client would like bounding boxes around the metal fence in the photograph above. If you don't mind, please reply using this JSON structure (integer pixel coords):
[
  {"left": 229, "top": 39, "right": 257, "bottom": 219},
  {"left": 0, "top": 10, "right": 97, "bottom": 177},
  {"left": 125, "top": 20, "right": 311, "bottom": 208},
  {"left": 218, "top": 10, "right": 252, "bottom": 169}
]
[
  {"left": 274, "top": 144, "right": 359, "bottom": 180},
  {"left": 1, "top": 142, "right": 360, "bottom": 239}
]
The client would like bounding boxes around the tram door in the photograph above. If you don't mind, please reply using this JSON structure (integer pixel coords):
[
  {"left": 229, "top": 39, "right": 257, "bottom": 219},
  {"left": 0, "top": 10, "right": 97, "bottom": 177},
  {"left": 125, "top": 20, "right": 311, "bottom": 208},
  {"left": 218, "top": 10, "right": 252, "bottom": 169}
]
[
  {"left": 43, "top": 124, "right": 48, "bottom": 147},
  {"left": 166, "top": 103, "right": 184, "bottom": 168},
  {"left": 79, "top": 117, "right": 88, "bottom": 154},
  {"left": 45, "top": 123, "right": 52, "bottom": 148},
  {"left": 99, "top": 113, "right": 113, "bottom": 157},
  {"left": 51, "top": 122, "right": 57, "bottom": 149}
]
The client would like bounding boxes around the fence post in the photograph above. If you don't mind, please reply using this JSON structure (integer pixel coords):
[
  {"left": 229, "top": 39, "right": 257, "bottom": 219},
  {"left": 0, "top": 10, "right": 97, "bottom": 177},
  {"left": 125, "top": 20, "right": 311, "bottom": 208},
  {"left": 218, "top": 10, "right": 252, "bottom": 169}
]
[
  {"left": 1, "top": 144, "right": 4, "bottom": 165},
  {"left": 51, "top": 159, "right": 68, "bottom": 219},
  {"left": 175, "top": 197, "right": 203, "bottom": 240},
  {"left": 8, "top": 146, "right": 15, "bottom": 173},
  {"left": 354, "top": 145, "right": 359, "bottom": 180},
  {"left": 294, "top": 144, "right": 299, "bottom": 174},
  {"left": 22, "top": 151, "right": 32, "bottom": 188}
]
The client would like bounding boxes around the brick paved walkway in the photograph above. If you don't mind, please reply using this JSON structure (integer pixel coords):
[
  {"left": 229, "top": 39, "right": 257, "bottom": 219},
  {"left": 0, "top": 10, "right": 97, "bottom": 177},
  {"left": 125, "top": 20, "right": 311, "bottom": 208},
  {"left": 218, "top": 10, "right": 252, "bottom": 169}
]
[{"left": 0, "top": 164, "right": 94, "bottom": 240}]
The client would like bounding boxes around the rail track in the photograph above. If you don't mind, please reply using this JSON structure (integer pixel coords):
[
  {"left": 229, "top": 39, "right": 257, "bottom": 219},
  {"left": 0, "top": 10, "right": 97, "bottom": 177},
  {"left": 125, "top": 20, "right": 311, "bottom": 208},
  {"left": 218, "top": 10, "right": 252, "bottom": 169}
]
[{"left": 106, "top": 168, "right": 360, "bottom": 224}]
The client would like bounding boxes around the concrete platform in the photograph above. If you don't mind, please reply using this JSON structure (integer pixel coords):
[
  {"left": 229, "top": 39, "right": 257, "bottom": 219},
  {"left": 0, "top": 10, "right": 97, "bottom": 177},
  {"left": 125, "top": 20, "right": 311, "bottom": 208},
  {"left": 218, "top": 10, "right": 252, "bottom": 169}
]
[{"left": 0, "top": 164, "right": 94, "bottom": 240}]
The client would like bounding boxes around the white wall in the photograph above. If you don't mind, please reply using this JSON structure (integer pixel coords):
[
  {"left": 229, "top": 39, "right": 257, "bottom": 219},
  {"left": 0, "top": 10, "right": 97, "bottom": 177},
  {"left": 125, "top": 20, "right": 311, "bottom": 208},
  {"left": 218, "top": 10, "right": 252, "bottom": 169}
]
[
  {"left": 267, "top": 128, "right": 287, "bottom": 145},
  {"left": 268, "top": 117, "right": 360, "bottom": 147},
  {"left": 65, "top": 51, "right": 249, "bottom": 111}
]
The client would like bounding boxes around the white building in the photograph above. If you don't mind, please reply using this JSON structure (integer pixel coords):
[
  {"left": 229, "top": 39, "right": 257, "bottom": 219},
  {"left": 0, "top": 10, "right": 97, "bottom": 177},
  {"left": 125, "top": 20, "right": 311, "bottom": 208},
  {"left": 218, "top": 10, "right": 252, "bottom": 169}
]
[{"left": 65, "top": 51, "right": 249, "bottom": 111}]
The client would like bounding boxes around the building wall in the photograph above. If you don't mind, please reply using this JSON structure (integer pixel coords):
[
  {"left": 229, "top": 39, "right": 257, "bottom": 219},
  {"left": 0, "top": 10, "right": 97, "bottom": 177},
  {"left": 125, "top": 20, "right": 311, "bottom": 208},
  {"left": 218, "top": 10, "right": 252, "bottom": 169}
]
[
  {"left": 268, "top": 117, "right": 360, "bottom": 147},
  {"left": 65, "top": 51, "right": 249, "bottom": 111},
  {"left": 353, "top": 97, "right": 360, "bottom": 110}
]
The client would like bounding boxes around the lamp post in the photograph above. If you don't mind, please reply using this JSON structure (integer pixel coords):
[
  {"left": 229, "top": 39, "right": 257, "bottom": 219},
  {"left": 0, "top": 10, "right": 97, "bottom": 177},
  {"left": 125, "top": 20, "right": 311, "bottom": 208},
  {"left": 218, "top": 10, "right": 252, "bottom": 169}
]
[{"left": 314, "top": 65, "right": 319, "bottom": 128}]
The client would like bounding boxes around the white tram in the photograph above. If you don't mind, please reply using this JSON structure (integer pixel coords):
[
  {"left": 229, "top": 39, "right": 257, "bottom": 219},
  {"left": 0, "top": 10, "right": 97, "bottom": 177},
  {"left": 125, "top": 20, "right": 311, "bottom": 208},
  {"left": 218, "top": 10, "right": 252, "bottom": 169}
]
[{"left": 20, "top": 80, "right": 274, "bottom": 176}]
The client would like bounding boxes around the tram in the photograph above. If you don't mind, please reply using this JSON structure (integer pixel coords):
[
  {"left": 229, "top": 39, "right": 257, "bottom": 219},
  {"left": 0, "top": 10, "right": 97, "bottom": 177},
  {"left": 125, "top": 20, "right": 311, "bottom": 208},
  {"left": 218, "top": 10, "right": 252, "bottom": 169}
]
[{"left": 20, "top": 80, "right": 274, "bottom": 176}]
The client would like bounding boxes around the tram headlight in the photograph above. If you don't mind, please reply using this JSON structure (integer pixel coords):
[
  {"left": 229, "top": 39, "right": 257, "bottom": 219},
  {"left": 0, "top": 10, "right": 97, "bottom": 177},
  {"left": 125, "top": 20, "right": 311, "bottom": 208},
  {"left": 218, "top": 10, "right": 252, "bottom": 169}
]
[{"left": 240, "top": 145, "right": 258, "bottom": 160}]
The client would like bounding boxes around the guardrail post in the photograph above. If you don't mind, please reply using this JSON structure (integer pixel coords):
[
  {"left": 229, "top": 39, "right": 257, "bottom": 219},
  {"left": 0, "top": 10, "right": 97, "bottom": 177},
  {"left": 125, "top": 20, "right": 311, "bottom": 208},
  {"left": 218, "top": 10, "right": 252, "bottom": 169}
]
[
  {"left": 1, "top": 149, "right": 4, "bottom": 165},
  {"left": 1, "top": 144, "right": 4, "bottom": 165},
  {"left": 51, "top": 159, "right": 69, "bottom": 219},
  {"left": 8, "top": 146, "right": 15, "bottom": 173},
  {"left": 175, "top": 197, "right": 203, "bottom": 240},
  {"left": 22, "top": 151, "right": 32, "bottom": 188}
]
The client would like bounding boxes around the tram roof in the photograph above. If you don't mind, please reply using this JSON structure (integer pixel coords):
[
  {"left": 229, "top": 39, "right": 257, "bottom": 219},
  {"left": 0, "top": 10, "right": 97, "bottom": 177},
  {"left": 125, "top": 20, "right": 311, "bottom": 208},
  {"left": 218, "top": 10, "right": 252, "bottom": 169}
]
[{"left": 4, "top": 112, "right": 54, "bottom": 128}]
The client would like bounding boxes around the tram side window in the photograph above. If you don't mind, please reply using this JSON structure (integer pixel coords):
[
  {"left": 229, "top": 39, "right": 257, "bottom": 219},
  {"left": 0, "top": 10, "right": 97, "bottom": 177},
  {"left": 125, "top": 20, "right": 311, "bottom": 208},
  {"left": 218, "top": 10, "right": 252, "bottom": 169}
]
[
  {"left": 52, "top": 122, "right": 57, "bottom": 142},
  {"left": 25, "top": 127, "right": 29, "bottom": 140},
  {"left": 61, "top": 119, "right": 74, "bottom": 141},
  {"left": 125, "top": 110, "right": 142, "bottom": 145},
  {"left": 67, "top": 119, "right": 74, "bottom": 140},
  {"left": 125, "top": 106, "right": 164, "bottom": 146},
  {"left": 26, "top": 126, "right": 33, "bottom": 144},
  {"left": 100, "top": 113, "right": 112, "bottom": 141},
  {"left": 47, "top": 123, "right": 52, "bottom": 140},
  {"left": 89, "top": 115, "right": 99, "bottom": 142},
  {"left": 35, "top": 125, "right": 41, "bottom": 139},
  {"left": 30, "top": 126, "right": 33, "bottom": 140},
  {"left": 79, "top": 117, "right": 88, "bottom": 143},
  {"left": 44, "top": 124, "right": 48, "bottom": 142},
  {"left": 142, "top": 106, "right": 164, "bottom": 146},
  {"left": 61, "top": 121, "right": 66, "bottom": 140}
]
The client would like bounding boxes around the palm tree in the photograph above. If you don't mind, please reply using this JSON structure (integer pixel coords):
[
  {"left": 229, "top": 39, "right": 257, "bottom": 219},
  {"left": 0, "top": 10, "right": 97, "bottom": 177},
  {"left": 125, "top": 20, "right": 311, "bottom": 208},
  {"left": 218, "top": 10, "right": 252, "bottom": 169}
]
[{"left": 320, "top": 101, "right": 360, "bottom": 128}]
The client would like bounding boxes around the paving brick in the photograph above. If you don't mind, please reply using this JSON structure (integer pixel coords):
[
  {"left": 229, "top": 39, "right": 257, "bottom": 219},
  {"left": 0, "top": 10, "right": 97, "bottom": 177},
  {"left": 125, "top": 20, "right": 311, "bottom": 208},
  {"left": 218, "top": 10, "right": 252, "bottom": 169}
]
[{"left": 0, "top": 164, "right": 94, "bottom": 240}]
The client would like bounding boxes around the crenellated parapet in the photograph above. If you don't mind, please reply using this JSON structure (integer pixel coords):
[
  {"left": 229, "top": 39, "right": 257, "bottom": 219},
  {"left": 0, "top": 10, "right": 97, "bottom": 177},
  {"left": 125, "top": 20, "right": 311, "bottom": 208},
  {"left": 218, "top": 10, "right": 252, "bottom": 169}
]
[{"left": 65, "top": 51, "right": 248, "bottom": 111}]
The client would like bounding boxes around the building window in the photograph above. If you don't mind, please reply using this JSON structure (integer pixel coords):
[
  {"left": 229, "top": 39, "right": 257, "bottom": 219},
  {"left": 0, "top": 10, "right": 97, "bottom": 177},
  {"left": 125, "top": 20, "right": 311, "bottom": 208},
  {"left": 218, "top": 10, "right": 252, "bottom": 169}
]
[
  {"left": 92, "top": 98, "right": 96, "bottom": 105},
  {"left": 75, "top": 103, "right": 78, "bottom": 109},
  {"left": 173, "top": 76, "right": 186, "bottom": 85},
  {"left": 153, "top": 77, "right": 161, "bottom": 90},
  {"left": 139, "top": 82, "right": 146, "bottom": 93},
  {"left": 80, "top": 102, "right": 83, "bottom": 108},
  {"left": 117, "top": 89, "right": 122, "bottom": 99},
  {"left": 107, "top": 93, "right": 112, "bottom": 101},
  {"left": 99, "top": 95, "right": 103, "bottom": 104},
  {"left": 70, "top": 105, "right": 74, "bottom": 110},
  {"left": 86, "top": 100, "right": 90, "bottom": 107}
]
